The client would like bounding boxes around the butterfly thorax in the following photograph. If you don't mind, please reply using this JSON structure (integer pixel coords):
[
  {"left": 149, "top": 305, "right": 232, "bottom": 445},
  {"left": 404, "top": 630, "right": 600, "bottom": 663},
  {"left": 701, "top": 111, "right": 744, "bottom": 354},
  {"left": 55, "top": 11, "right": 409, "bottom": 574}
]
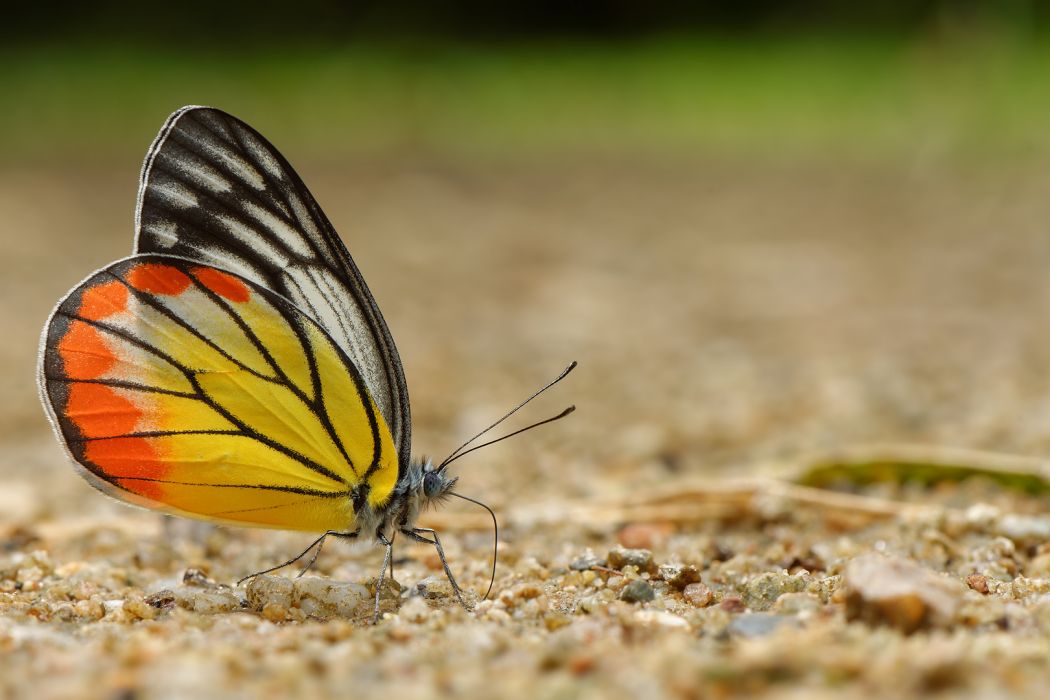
[{"left": 361, "top": 458, "right": 458, "bottom": 542}]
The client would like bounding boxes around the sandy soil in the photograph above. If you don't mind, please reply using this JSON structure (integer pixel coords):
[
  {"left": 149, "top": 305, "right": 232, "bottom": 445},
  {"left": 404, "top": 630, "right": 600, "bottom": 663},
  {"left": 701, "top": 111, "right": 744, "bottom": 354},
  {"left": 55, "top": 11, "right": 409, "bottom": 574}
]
[{"left": 5, "top": 156, "right": 1050, "bottom": 698}]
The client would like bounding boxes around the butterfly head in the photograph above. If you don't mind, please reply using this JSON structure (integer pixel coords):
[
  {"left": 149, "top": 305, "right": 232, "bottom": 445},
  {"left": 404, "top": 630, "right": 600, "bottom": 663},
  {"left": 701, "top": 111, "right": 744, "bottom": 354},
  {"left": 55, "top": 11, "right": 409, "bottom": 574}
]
[
  {"left": 386, "top": 457, "right": 457, "bottom": 520},
  {"left": 420, "top": 459, "right": 458, "bottom": 504}
]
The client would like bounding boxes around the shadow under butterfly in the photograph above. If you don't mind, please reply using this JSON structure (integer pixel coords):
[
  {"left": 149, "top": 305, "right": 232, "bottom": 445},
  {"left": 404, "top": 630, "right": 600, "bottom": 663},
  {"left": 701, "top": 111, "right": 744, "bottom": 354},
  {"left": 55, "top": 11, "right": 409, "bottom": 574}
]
[{"left": 38, "top": 105, "right": 576, "bottom": 623}]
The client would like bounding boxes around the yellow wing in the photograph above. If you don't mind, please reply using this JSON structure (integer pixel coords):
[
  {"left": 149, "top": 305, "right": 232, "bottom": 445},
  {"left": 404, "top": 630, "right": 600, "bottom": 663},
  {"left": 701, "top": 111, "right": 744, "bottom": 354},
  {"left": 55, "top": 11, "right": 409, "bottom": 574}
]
[{"left": 39, "top": 255, "right": 400, "bottom": 531}]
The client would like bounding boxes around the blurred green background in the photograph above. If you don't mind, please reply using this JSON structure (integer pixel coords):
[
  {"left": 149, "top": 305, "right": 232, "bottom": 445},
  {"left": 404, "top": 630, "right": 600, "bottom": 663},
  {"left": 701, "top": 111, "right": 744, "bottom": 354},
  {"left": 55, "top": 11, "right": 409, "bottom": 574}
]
[
  {"left": 6, "top": 0, "right": 1050, "bottom": 453},
  {"left": 4, "top": 0, "right": 1050, "bottom": 164}
]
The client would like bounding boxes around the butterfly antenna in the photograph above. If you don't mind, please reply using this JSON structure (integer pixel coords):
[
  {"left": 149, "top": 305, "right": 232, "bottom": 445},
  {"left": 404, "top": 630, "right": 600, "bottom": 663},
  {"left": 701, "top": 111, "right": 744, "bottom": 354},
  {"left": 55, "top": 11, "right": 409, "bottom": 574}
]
[
  {"left": 448, "top": 491, "right": 499, "bottom": 600},
  {"left": 437, "top": 361, "right": 577, "bottom": 471},
  {"left": 437, "top": 406, "right": 575, "bottom": 471}
]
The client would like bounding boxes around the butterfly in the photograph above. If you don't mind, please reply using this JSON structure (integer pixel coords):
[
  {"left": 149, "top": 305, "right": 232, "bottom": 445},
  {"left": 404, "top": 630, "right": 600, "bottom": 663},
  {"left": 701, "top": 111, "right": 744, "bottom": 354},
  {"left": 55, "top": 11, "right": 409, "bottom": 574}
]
[{"left": 38, "top": 106, "right": 575, "bottom": 622}]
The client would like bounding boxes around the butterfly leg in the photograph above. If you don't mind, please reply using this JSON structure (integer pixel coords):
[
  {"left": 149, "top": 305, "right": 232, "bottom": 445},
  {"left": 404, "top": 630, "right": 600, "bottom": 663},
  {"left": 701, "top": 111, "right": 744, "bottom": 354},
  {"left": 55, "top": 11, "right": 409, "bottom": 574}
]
[
  {"left": 399, "top": 527, "right": 468, "bottom": 611},
  {"left": 296, "top": 530, "right": 359, "bottom": 578},
  {"left": 372, "top": 530, "right": 394, "bottom": 624},
  {"left": 236, "top": 529, "right": 358, "bottom": 585}
]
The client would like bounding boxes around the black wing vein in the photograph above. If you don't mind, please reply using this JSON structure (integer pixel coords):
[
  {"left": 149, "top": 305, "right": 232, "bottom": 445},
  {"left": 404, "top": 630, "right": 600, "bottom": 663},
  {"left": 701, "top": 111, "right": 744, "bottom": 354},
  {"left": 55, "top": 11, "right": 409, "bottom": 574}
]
[{"left": 135, "top": 106, "right": 411, "bottom": 469}]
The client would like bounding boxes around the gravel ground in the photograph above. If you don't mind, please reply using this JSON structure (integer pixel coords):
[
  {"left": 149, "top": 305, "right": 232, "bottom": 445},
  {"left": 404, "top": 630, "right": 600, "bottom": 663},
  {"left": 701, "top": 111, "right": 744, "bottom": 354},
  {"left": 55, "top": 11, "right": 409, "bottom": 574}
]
[{"left": 5, "top": 157, "right": 1050, "bottom": 699}]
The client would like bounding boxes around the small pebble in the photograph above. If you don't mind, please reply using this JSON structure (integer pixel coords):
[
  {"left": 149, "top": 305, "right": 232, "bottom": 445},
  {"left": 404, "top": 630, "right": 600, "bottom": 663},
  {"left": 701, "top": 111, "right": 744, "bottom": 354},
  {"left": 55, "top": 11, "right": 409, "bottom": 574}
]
[
  {"left": 845, "top": 554, "right": 965, "bottom": 633},
  {"left": 570, "top": 554, "right": 606, "bottom": 571},
  {"left": 512, "top": 582, "right": 544, "bottom": 601},
  {"left": 619, "top": 579, "right": 655, "bottom": 603},
  {"left": 633, "top": 610, "right": 689, "bottom": 629},
  {"left": 608, "top": 546, "right": 655, "bottom": 573},
  {"left": 659, "top": 564, "right": 701, "bottom": 590},
  {"left": 123, "top": 596, "right": 157, "bottom": 621},
  {"left": 577, "top": 594, "right": 611, "bottom": 614},
  {"left": 726, "top": 613, "right": 794, "bottom": 638},
  {"left": 294, "top": 577, "right": 370, "bottom": 618},
  {"left": 144, "top": 590, "right": 176, "bottom": 609},
  {"left": 398, "top": 596, "right": 431, "bottom": 623},
  {"left": 743, "top": 571, "right": 806, "bottom": 611},
  {"left": 720, "top": 596, "right": 746, "bottom": 613},
  {"left": 417, "top": 576, "right": 454, "bottom": 600},
  {"left": 965, "top": 574, "right": 990, "bottom": 595},
  {"left": 246, "top": 575, "right": 295, "bottom": 611},
  {"left": 683, "top": 582, "right": 713, "bottom": 607},
  {"left": 181, "top": 568, "right": 215, "bottom": 587},
  {"left": 72, "top": 598, "right": 105, "bottom": 621},
  {"left": 261, "top": 602, "right": 288, "bottom": 622},
  {"left": 178, "top": 588, "right": 241, "bottom": 615},
  {"left": 102, "top": 599, "right": 125, "bottom": 614}
]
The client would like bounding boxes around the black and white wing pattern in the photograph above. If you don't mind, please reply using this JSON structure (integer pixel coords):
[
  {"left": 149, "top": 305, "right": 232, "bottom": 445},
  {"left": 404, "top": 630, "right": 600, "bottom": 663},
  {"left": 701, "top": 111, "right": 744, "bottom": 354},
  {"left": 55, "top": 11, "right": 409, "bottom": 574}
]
[{"left": 133, "top": 106, "right": 411, "bottom": 469}]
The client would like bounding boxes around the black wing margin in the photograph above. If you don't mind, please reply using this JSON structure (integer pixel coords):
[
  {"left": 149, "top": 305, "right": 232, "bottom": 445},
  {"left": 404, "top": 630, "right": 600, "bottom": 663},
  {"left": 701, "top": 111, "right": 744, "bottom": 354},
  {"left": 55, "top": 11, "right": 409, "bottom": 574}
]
[{"left": 133, "top": 106, "right": 411, "bottom": 469}]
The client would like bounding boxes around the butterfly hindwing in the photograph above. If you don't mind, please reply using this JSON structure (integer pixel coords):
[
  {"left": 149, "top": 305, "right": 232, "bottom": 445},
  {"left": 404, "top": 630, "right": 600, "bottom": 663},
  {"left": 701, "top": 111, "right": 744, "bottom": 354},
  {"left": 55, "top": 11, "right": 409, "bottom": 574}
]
[
  {"left": 39, "top": 254, "right": 400, "bottom": 531},
  {"left": 133, "top": 106, "right": 411, "bottom": 470}
]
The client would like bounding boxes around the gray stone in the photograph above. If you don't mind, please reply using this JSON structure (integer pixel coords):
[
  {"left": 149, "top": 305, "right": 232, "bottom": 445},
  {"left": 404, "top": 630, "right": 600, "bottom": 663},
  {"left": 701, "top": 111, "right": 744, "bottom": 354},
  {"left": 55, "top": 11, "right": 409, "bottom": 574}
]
[
  {"left": 726, "top": 613, "right": 794, "bottom": 638},
  {"left": 570, "top": 554, "right": 607, "bottom": 571},
  {"left": 619, "top": 579, "right": 656, "bottom": 603}
]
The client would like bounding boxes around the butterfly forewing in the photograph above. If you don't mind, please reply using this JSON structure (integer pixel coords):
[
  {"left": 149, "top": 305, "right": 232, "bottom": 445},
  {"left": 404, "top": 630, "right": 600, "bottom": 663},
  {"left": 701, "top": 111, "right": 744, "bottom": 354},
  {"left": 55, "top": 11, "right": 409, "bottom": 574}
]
[
  {"left": 134, "top": 107, "right": 411, "bottom": 469},
  {"left": 39, "top": 254, "right": 399, "bottom": 531}
]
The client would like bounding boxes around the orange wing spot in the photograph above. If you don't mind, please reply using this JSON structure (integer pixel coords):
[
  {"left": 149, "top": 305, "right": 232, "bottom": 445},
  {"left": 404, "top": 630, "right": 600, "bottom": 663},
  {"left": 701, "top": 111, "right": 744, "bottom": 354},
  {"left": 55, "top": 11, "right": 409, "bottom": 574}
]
[
  {"left": 78, "top": 280, "right": 128, "bottom": 321},
  {"left": 194, "top": 267, "right": 250, "bottom": 303},
  {"left": 85, "top": 437, "right": 168, "bottom": 497},
  {"left": 64, "top": 383, "right": 142, "bottom": 438},
  {"left": 117, "top": 478, "right": 166, "bottom": 501},
  {"left": 127, "top": 263, "right": 191, "bottom": 296},
  {"left": 57, "top": 321, "right": 116, "bottom": 379}
]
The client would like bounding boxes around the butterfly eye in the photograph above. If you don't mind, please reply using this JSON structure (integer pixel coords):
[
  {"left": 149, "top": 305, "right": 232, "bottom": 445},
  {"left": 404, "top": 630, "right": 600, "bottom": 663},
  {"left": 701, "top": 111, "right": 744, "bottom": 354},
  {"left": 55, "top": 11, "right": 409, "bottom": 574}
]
[{"left": 423, "top": 471, "right": 444, "bottom": 499}]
